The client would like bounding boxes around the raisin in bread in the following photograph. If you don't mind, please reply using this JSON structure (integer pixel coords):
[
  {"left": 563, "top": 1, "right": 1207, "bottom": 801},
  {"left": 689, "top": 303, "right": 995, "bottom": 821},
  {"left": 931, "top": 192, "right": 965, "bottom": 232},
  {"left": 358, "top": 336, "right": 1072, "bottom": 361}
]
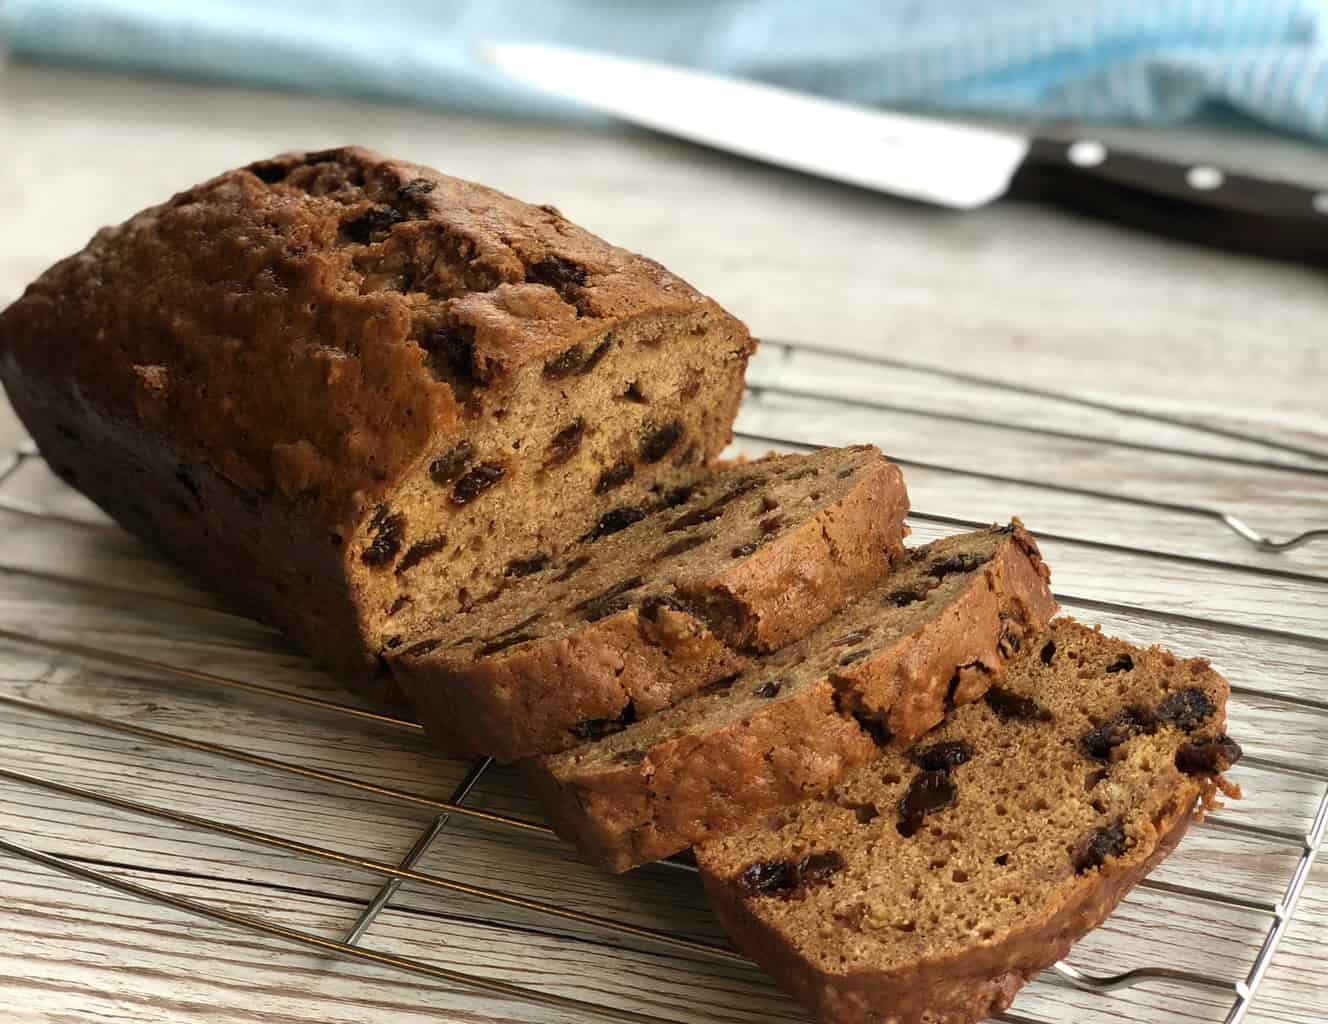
[
  {"left": 388, "top": 445, "right": 909, "bottom": 762},
  {"left": 526, "top": 523, "right": 1056, "bottom": 872},
  {"left": 696, "top": 619, "right": 1242, "bottom": 1024},
  {"left": 0, "top": 147, "right": 753, "bottom": 706}
]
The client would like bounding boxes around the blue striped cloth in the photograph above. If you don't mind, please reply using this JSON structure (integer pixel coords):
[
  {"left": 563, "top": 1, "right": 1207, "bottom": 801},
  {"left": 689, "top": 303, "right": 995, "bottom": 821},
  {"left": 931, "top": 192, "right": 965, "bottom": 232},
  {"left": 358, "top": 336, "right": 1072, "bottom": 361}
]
[{"left": 2, "top": 0, "right": 1326, "bottom": 141}]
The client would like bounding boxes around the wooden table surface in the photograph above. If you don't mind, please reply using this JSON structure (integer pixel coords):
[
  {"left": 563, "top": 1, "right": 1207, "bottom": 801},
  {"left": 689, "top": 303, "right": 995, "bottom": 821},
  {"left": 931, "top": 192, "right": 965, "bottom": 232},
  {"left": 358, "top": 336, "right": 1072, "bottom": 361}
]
[{"left": 0, "top": 61, "right": 1325, "bottom": 1024}]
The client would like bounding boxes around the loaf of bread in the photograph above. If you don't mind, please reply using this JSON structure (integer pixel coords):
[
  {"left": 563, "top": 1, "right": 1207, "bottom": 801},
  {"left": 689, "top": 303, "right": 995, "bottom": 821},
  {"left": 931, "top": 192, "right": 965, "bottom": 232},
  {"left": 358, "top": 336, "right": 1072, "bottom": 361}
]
[
  {"left": 0, "top": 147, "right": 753, "bottom": 706},
  {"left": 3, "top": 150, "right": 1253, "bottom": 1024},
  {"left": 696, "top": 619, "right": 1242, "bottom": 1024},
  {"left": 388, "top": 445, "right": 909, "bottom": 761},
  {"left": 526, "top": 523, "right": 1056, "bottom": 871}
]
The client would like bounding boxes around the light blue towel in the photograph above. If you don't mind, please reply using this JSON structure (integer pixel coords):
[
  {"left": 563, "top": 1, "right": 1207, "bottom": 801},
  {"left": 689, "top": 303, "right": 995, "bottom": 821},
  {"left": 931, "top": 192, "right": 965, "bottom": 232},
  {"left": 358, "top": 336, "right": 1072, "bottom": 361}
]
[{"left": 2, "top": 0, "right": 1326, "bottom": 141}]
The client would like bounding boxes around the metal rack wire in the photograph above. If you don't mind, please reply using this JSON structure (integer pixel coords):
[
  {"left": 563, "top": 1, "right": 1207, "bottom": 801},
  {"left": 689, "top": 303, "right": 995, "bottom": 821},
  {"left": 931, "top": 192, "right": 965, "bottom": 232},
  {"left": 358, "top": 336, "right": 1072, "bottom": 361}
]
[{"left": 1, "top": 341, "right": 1325, "bottom": 1024}]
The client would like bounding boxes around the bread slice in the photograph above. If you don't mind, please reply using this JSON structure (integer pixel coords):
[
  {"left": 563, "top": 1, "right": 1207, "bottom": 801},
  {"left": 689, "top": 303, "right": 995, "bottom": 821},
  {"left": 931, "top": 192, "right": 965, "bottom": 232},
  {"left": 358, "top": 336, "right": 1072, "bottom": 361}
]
[
  {"left": 695, "top": 618, "right": 1242, "bottom": 1024},
  {"left": 525, "top": 523, "right": 1056, "bottom": 872},
  {"left": 0, "top": 147, "right": 753, "bottom": 707},
  {"left": 388, "top": 445, "right": 908, "bottom": 761}
]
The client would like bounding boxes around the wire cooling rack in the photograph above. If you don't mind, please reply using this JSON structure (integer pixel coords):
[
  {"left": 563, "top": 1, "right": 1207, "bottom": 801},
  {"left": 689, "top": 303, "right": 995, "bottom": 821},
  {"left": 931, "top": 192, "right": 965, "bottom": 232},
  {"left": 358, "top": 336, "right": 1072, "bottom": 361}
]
[{"left": 0, "top": 338, "right": 1325, "bottom": 1024}]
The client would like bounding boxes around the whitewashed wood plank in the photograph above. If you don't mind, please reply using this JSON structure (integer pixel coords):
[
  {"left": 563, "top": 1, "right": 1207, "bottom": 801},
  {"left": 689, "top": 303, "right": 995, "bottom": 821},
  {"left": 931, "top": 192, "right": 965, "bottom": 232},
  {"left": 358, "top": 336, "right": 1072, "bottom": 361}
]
[
  {"left": 736, "top": 397, "right": 1328, "bottom": 553},
  {"left": 728, "top": 439, "right": 1328, "bottom": 577},
  {"left": 745, "top": 346, "right": 1328, "bottom": 469},
  {"left": 0, "top": 855, "right": 799, "bottom": 1024}
]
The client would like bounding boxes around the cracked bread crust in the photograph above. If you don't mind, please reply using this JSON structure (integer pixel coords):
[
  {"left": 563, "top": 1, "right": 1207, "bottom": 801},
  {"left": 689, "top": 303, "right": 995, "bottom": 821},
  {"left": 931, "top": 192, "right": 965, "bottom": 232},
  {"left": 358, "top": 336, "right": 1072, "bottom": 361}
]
[
  {"left": 1, "top": 146, "right": 731, "bottom": 521},
  {"left": 0, "top": 147, "right": 752, "bottom": 699},
  {"left": 389, "top": 447, "right": 909, "bottom": 762},
  {"left": 525, "top": 523, "right": 1056, "bottom": 872},
  {"left": 695, "top": 619, "right": 1242, "bottom": 1024}
]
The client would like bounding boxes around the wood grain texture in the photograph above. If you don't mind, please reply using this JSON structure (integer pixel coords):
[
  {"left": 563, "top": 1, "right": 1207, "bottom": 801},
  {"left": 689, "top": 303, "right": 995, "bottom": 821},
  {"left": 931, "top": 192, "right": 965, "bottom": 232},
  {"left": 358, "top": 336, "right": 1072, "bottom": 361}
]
[{"left": 0, "top": 61, "right": 1325, "bottom": 1024}]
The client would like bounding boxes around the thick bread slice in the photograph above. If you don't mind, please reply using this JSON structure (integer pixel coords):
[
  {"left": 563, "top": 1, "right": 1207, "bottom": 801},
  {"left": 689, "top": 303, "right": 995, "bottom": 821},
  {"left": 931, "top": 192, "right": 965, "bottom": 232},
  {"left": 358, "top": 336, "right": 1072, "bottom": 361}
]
[
  {"left": 527, "top": 523, "right": 1056, "bottom": 872},
  {"left": 696, "top": 619, "right": 1242, "bottom": 1024},
  {"left": 389, "top": 445, "right": 908, "bottom": 761}
]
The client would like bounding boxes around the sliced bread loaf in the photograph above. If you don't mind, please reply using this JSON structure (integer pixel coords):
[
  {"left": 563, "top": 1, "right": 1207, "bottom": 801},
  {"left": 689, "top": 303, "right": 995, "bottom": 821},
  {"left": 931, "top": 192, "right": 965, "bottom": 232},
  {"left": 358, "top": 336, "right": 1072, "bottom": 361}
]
[
  {"left": 695, "top": 618, "right": 1242, "bottom": 1024},
  {"left": 388, "top": 445, "right": 909, "bottom": 761},
  {"left": 0, "top": 147, "right": 753, "bottom": 707},
  {"left": 525, "top": 523, "right": 1056, "bottom": 871}
]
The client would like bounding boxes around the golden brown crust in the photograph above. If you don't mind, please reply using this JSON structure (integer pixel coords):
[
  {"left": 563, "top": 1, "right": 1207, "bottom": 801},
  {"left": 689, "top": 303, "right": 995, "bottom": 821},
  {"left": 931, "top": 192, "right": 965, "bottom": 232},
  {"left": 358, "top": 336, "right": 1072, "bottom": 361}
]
[
  {"left": 0, "top": 148, "right": 751, "bottom": 699},
  {"left": 524, "top": 679, "right": 878, "bottom": 872},
  {"left": 526, "top": 525, "right": 1057, "bottom": 872},
  {"left": 0, "top": 146, "right": 729, "bottom": 529},
  {"left": 687, "top": 462, "right": 911, "bottom": 653},
  {"left": 390, "top": 450, "right": 909, "bottom": 762},
  {"left": 877, "top": 524, "right": 1054, "bottom": 740},
  {"left": 1, "top": 390, "right": 407, "bottom": 701},
  {"left": 404, "top": 610, "right": 749, "bottom": 762}
]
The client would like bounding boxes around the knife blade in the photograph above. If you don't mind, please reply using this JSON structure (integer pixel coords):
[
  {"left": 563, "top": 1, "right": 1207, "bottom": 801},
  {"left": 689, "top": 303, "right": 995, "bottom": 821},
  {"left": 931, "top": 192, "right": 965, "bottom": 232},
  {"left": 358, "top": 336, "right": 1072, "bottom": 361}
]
[{"left": 483, "top": 43, "right": 1328, "bottom": 266}]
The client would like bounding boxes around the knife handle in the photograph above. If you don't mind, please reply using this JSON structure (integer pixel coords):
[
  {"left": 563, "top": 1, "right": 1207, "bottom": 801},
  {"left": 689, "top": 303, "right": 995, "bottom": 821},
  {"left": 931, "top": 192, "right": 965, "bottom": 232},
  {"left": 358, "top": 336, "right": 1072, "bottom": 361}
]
[{"left": 1010, "top": 136, "right": 1328, "bottom": 267}]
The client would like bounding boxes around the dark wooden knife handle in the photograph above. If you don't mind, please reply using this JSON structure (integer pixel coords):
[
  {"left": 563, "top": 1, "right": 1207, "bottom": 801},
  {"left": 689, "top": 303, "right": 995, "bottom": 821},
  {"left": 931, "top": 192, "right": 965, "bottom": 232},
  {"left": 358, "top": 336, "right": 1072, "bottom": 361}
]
[{"left": 1010, "top": 136, "right": 1328, "bottom": 268}]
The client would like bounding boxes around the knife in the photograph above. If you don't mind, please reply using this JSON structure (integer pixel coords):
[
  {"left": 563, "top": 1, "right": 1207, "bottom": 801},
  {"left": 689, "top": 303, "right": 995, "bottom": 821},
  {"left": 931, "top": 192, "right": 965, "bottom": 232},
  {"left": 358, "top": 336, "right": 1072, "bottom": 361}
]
[{"left": 483, "top": 44, "right": 1328, "bottom": 267}]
